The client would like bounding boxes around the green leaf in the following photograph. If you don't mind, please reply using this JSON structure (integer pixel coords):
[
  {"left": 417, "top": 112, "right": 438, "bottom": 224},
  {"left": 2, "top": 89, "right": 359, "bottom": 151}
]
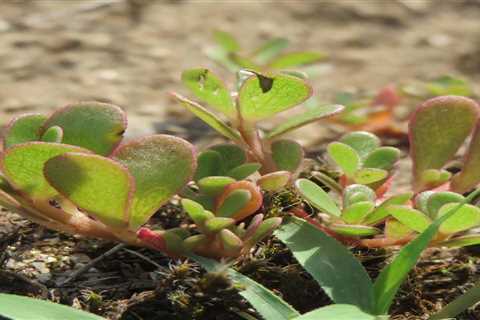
[
  {"left": 363, "top": 147, "right": 401, "bottom": 170},
  {"left": 181, "top": 69, "right": 235, "bottom": 117},
  {"left": 426, "top": 191, "right": 464, "bottom": 218},
  {"left": 0, "top": 293, "right": 106, "bottom": 320},
  {"left": 194, "top": 150, "right": 222, "bottom": 181},
  {"left": 238, "top": 73, "right": 312, "bottom": 121},
  {"left": 43, "top": 102, "right": 127, "bottom": 156},
  {"left": 181, "top": 199, "right": 214, "bottom": 227},
  {"left": 247, "top": 217, "right": 282, "bottom": 245},
  {"left": 440, "top": 234, "right": 480, "bottom": 248},
  {"left": 452, "top": 124, "right": 480, "bottom": 193},
  {"left": 266, "top": 104, "right": 344, "bottom": 139},
  {"left": 253, "top": 38, "right": 289, "bottom": 64},
  {"left": 198, "top": 176, "right": 236, "bottom": 196},
  {"left": 205, "top": 217, "right": 235, "bottom": 233},
  {"left": 409, "top": 96, "right": 478, "bottom": 190},
  {"left": 192, "top": 255, "right": 300, "bottom": 320},
  {"left": 340, "top": 131, "right": 381, "bottom": 160},
  {"left": 113, "top": 135, "right": 195, "bottom": 229},
  {"left": 3, "top": 114, "right": 47, "bottom": 149},
  {"left": 353, "top": 168, "right": 388, "bottom": 185},
  {"left": 44, "top": 153, "right": 133, "bottom": 228},
  {"left": 213, "top": 30, "right": 240, "bottom": 52},
  {"left": 429, "top": 280, "right": 480, "bottom": 320},
  {"left": 275, "top": 217, "right": 375, "bottom": 313},
  {"left": 364, "top": 192, "right": 413, "bottom": 225},
  {"left": 343, "top": 184, "right": 376, "bottom": 208},
  {"left": 217, "top": 189, "right": 252, "bottom": 218},
  {"left": 373, "top": 189, "right": 480, "bottom": 315},
  {"left": 292, "top": 304, "right": 376, "bottom": 320},
  {"left": 268, "top": 52, "right": 327, "bottom": 69},
  {"left": 438, "top": 203, "right": 480, "bottom": 234},
  {"left": 342, "top": 201, "right": 375, "bottom": 224},
  {"left": 330, "top": 224, "right": 381, "bottom": 237},
  {"left": 388, "top": 205, "right": 431, "bottom": 233},
  {"left": 271, "top": 139, "right": 304, "bottom": 172},
  {"left": 219, "top": 229, "right": 243, "bottom": 254},
  {"left": 419, "top": 169, "right": 452, "bottom": 190},
  {"left": 385, "top": 219, "right": 414, "bottom": 239},
  {"left": 426, "top": 75, "right": 472, "bottom": 97},
  {"left": 327, "top": 142, "right": 360, "bottom": 178},
  {"left": 171, "top": 93, "right": 241, "bottom": 141},
  {"left": 257, "top": 171, "right": 291, "bottom": 192},
  {"left": 0, "top": 142, "right": 90, "bottom": 199},
  {"left": 295, "top": 179, "right": 341, "bottom": 217},
  {"left": 41, "top": 126, "right": 63, "bottom": 143},
  {"left": 227, "top": 163, "right": 261, "bottom": 180},
  {"left": 210, "top": 144, "right": 247, "bottom": 172}
]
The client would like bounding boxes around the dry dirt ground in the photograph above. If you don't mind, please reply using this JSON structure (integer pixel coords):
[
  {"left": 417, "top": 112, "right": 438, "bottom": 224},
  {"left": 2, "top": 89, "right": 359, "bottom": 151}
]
[{"left": 1, "top": 1, "right": 480, "bottom": 319}]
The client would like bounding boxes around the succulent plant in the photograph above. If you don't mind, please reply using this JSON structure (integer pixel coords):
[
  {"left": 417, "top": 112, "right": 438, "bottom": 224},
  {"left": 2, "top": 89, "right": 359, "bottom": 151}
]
[
  {"left": 0, "top": 102, "right": 196, "bottom": 255},
  {"left": 172, "top": 68, "right": 344, "bottom": 175}
]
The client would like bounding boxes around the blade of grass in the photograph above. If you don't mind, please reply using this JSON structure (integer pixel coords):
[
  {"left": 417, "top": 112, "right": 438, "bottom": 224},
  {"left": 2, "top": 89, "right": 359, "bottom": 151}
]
[{"left": 429, "top": 280, "right": 480, "bottom": 320}]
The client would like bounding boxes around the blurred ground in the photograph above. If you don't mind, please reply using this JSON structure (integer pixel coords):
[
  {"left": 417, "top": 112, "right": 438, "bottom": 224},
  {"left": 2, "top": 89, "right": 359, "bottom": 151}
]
[{"left": 1, "top": 0, "right": 480, "bottom": 140}]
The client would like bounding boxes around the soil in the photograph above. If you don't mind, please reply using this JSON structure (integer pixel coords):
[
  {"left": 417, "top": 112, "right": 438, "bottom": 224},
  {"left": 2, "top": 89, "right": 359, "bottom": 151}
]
[{"left": 1, "top": 1, "right": 480, "bottom": 319}]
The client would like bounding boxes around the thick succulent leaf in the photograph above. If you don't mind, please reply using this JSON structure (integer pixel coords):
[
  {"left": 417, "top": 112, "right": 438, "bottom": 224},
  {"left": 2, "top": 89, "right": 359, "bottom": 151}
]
[
  {"left": 253, "top": 38, "right": 289, "bottom": 64},
  {"left": 295, "top": 179, "right": 341, "bottom": 217},
  {"left": 204, "top": 217, "right": 235, "bottom": 233},
  {"left": 268, "top": 51, "right": 327, "bottom": 69},
  {"left": 419, "top": 169, "right": 452, "bottom": 190},
  {"left": 246, "top": 217, "right": 282, "bottom": 244},
  {"left": 438, "top": 203, "right": 480, "bottom": 234},
  {"left": 292, "top": 304, "right": 376, "bottom": 320},
  {"left": 238, "top": 73, "right": 312, "bottom": 121},
  {"left": 331, "top": 224, "right": 381, "bottom": 237},
  {"left": 266, "top": 104, "right": 344, "bottom": 139},
  {"left": 389, "top": 205, "right": 431, "bottom": 233},
  {"left": 2, "top": 113, "right": 47, "bottom": 149},
  {"left": 385, "top": 218, "right": 414, "bottom": 239},
  {"left": 426, "top": 191, "right": 464, "bottom": 219},
  {"left": 43, "top": 102, "right": 127, "bottom": 156},
  {"left": 364, "top": 192, "right": 413, "bottom": 225},
  {"left": 271, "top": 139, "right": 304, "bottom": 172},
  {"left": 327, "top": 142, "right": 360, "bottom": 178},
  {"left": 415, "top": 191, "right": 435, "bottom": 214},
  {"left": 198, "top": 176, "right": 236, "bottom": 196},
  {"left": 113, "top": 135, "right": 196, "bottom": 229},
  {"left": 363, "top": 147, "right": 401, "bottom": 170},
  {"left": 340, "top": 131, "right": 381, "bottom": 160},
  {"left": 257, "top": 171, "right": 291, "bottom": 191},
  {"left": 219, "top": 229, "right": 243, "bottom": 254},
  {"left": 343, "top": 184, "right": 376, "bottom": 208},
  {"left": 217, "top": 189, "right": 252, "bottom": 218},
  {"left": 181, "top": 69, "right": 235, "bottom": 117},
  {"left": 183, "top": 234, "right": 208, "bottom": 252},
  {"left": 181, "top": 199, "right": 214, "bottom": 227},
  {"left": 41, "top": 126, "right": 63, "bottom": 143},
  {"left": 342, "top": 201, "right": 375, "bottom": 224},
  {"left": 194, "top": 150, "right": 222, "bottom": 181},
  {"left": 440, "top": 234, "right": 480, "bottom": 248},
  {"left": 213, "top": 30, "right": 240, "bottom": 52},
  {"left": 216, "top": 181, "right": 263, "bottom": 222},
  {"left": 409, "top": 96, "right": 479, "bottom": 190},
  {"left": 171, "top": 93, "right": 241, "bottom": 141},
  {"left": 227, "top": 163, "right": 261, "bottom": 180},
  {"left": 210, "top": 144, "right": 247, "bottom": 171},
  {"left": 353, "top": 168, "right": 388, "bottom": 185},
  {"left": 426, "top": 75, "right": 472, "bottom": 97},
  {"left": 0, "top": 142, "right": 90, "bottom": 199},
  {"left": 452, "top": 124, "right": 480, "bottom": 193},
  {"left": 275, "top": 217, "right": 375, "bottom": 313},
  {"left": 45, "top": 153, "right": 133, "bottom": 227},
  {"left": 0, "top": 294, "right": 106, "bottom": 320}
]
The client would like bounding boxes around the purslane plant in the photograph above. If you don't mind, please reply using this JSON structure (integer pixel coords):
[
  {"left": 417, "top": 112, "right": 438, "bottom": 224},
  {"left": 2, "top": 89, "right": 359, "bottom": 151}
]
[
  {"left": 0, "top": 102, "right": 196, "bottom": 255},
  {"left": 293, "top": 96, "right": 480, "bottom": 249},
  {"left": 205, "top": 30, "right": 327, "bottom": 73},
  {"left": 172, "top": 68, "right": 344, "bottom": 174}
]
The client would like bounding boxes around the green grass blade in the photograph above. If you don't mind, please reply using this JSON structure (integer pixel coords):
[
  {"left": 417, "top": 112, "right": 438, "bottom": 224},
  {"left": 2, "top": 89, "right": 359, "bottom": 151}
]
[
  {"left": 429, "top": 280, "right": 480, "bottom": 320},
  {"left": 0, "top": 294, "right": 106, "bottom": 320},
  {"left": 191, "top": 255, "right": 300, "bottom": 320},
  {"left": 275, "top": 217, "right": 375, "bottom": 313},
  {"left": 373, "top": 189, "right": 480, "bottom": 315},
  {"left": 291, "top": 304, "right": 377, "bottom": 320}
]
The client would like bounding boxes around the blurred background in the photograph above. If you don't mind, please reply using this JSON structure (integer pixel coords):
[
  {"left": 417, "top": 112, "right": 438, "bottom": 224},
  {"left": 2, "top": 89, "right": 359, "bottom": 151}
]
[{"left": 1, "top": 0, "right": 480, "bottom": 142}]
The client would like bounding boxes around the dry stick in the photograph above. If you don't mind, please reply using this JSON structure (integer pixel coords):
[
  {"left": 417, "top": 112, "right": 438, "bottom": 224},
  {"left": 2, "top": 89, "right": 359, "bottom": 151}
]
[
  {"left": 58, "top": 243, "right": 126, "bottom": 287},
  {"left": 122, "top": 248, "right": 163, "bottom": 269}
]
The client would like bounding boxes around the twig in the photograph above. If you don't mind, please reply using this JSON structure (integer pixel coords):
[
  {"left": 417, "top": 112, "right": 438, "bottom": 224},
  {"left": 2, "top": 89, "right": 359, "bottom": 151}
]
[
  {"left": 122, "top": 248, "right": 163, "bottom": 269},
  {"left": 58, "top": 243, "right": 126, "bottom": 287}
]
